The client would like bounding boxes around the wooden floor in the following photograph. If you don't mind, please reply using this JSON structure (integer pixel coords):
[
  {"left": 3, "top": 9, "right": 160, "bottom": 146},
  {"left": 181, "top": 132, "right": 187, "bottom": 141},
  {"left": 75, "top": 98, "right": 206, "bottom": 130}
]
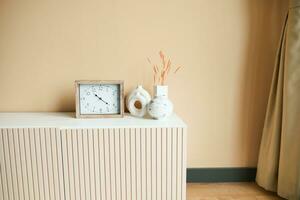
[{"left": 187, "top": 182, "right": 283, "bottom": 200}]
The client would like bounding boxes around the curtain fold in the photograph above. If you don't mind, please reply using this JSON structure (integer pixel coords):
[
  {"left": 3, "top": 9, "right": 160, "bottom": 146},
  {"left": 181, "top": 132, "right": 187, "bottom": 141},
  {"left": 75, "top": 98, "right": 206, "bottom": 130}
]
[{"left": 256, "top": 0, "right": 300, "bottom": 199}]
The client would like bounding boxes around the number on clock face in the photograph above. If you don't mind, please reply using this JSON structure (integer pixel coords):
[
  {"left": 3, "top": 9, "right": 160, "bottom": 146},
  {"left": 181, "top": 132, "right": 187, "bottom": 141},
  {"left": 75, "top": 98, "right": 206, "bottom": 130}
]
[{"left": 79, "top": 84, "right": 120, "bottom": 114}]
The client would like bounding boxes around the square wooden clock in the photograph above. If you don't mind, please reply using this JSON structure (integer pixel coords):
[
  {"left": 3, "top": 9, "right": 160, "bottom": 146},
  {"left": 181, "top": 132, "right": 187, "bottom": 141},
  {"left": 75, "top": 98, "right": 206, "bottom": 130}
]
[{"left": 75, "top": 80, "right": 124, "bottom": 118}]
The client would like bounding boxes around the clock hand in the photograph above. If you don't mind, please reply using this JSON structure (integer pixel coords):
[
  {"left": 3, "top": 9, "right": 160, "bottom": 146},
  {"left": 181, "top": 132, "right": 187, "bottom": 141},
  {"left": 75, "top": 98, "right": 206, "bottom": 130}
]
[{"left": 94, "top": 94, "right": 109, "bottom": 105}]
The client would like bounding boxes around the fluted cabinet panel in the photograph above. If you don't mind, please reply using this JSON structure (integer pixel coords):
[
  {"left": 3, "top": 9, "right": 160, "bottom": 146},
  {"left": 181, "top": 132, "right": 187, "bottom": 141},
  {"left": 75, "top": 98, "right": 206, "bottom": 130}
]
[
  {"left": 60, "top": 127, "right": 186, "bottom": 200},
  {"left": 0, "top": 128, "right": 65, "bottom": 200}
]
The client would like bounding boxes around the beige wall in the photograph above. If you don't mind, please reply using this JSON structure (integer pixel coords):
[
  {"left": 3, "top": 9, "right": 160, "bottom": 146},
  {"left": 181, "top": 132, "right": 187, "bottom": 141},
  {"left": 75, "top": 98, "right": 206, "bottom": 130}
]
[{"left": 0, "top": 0, "right": 287, "bottom": 167}]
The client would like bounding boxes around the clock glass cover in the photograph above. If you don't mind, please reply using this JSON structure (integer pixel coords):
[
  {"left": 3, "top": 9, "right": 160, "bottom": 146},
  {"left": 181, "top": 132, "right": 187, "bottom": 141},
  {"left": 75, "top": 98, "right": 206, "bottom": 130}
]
[{"left": 79, "top": 83, "right": 121, "bottom": 115}]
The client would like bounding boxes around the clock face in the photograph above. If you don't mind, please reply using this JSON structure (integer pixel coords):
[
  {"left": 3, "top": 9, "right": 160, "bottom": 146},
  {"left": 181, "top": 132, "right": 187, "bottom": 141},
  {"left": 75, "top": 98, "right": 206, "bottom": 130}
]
[{"left": 79, "top": 84, "right": 120, "bottom": 115}]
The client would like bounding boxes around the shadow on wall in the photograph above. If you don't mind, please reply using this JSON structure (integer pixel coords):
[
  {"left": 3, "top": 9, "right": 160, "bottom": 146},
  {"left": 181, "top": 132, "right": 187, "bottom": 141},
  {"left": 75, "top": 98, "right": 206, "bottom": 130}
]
[
  {"left": 237, "top": 0, "right": 288, "bottom": 166},
  {"left": 56, "top": 88, "right": 75, "bottom": 111}
]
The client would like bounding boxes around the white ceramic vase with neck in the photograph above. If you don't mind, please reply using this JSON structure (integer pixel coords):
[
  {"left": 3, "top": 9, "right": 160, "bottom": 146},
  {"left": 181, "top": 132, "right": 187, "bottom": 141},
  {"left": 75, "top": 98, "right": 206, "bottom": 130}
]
[{"left": 147, "top": 85, "right": 173, "bottom": 120}]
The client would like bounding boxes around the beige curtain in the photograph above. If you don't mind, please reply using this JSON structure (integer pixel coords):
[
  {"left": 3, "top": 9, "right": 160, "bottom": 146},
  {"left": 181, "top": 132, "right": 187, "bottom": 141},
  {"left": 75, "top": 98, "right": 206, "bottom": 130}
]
[{"left": 256, "top": 0, "right": 300, "bottom": 199}]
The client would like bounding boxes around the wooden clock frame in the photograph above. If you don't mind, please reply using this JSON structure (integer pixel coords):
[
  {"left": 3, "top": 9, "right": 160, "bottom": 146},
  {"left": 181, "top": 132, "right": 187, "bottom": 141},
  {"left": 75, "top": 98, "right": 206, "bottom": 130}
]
[{"left": 75, "top": 80, "right": 124, "bottom": 118}]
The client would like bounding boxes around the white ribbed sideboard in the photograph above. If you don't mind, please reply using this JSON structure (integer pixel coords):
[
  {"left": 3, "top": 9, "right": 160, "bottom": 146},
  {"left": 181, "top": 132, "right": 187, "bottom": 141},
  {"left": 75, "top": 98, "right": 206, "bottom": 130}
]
[{"left": 0, "top": 112, "right": 187, "bottom": 200}]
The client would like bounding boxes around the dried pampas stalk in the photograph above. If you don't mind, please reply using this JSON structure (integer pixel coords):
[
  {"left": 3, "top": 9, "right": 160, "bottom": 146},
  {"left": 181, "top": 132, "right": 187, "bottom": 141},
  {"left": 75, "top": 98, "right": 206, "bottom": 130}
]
[
  {"left": 174, "top": 66, "right": 182, "bottom": 74},
  {"left": 147, "top": 51, "right": 183, "bottom": 85},
  {"left": 147, "top": 57, "right": 152, "bottom": 65},
  {"left": 166, "top": 59, "right": 171, "bottom": 74},
  {"left": 159, "top": 51, "right": 166, "bottom": 70},
  {"left": 161, "top": 59, "right": 171, "bottom": 85},
  {"left": 153, "top": 64, "right": 160, "bottom": 85},
  {"left": 153, "top": 66, "right": 157, "bottom": 84}
]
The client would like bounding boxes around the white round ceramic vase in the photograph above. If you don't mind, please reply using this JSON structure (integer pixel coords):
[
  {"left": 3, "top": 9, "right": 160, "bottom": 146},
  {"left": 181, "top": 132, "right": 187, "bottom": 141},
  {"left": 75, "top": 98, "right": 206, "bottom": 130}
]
[
  {"left": 147, "top": 85, "right": 173, "bottom": 120},
  {"left": 126, "top": 85, "right": 151, "bottom": 117}
]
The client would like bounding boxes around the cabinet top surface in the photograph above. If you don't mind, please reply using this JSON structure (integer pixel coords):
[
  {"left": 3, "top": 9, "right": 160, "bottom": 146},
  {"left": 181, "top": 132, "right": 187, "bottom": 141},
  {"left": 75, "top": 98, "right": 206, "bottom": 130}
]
[{"left": 0, "top": 112, "right": 186, "bottom": 128}]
